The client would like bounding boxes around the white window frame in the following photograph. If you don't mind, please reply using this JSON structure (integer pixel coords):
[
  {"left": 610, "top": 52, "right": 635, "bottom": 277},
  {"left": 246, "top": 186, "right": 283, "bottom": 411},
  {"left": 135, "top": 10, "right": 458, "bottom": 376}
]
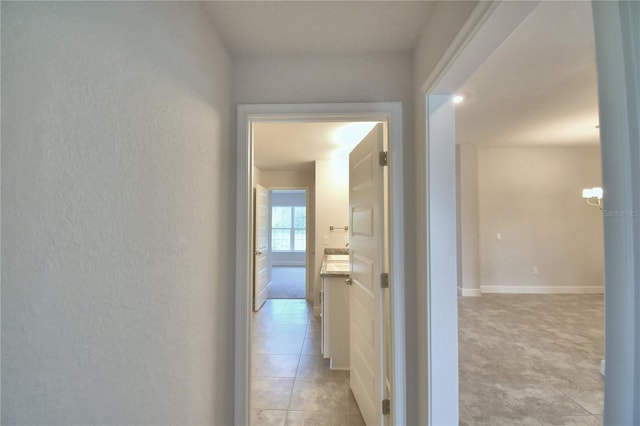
[{"left": 270, "top": 205, "right": 306, "bottom": 252}]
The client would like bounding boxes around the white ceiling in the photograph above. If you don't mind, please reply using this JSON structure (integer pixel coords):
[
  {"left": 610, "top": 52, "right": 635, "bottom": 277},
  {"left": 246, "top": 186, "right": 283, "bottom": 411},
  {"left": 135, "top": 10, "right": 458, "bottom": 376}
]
[
  {"left": 207, "top": 1, "right": 600, "bottom": 171},
  {"left": 455, "top": 1, "right": 599, "bottom": 147},
  {"left": 254, "top": 122, "right": 378, "bottom": 171},
  {"left": 204, "top": 1, "right": 434, "bottom": 55}
]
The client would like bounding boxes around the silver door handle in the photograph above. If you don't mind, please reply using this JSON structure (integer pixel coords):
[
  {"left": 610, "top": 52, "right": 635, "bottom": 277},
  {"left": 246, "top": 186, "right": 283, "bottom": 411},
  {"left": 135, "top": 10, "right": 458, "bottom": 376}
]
[
  {"left": 255, "top": 250, "right": 263, "bottom": 256},
  {"left": 345, "top": 278, "right": 353, "bottom": 286}
]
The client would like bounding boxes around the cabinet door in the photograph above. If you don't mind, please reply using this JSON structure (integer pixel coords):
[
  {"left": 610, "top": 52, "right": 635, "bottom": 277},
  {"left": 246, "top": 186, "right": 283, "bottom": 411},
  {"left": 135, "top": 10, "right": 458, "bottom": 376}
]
[{"left": 325, "top": 277, "right": 350, "bottom": 369}]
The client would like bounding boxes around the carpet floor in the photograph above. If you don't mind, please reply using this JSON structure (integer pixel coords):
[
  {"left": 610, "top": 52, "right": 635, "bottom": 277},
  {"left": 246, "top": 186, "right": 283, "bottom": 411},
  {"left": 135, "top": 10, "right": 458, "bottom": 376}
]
[{"left": 268, "top": 266, "right": 306, "bottom": 299}]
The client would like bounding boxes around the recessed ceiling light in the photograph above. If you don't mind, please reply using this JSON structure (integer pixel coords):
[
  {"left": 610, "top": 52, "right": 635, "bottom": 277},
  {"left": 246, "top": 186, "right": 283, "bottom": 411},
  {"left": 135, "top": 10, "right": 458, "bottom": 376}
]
[{"left": 453, "top": 95, "right": 465, "bottom": 104}]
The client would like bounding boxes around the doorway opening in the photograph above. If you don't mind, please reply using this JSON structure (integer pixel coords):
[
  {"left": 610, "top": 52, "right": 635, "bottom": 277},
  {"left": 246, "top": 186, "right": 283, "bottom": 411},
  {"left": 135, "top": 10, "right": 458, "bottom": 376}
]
[
  {"left": 452, "top": 2, "right": 605, "bottom": 423},
  {"left": 268, "top": 189, "right": 307, "bottom": 300},
  {"left": 235, "top": 102, "right": 406, "bottom": 425},
  {"left": 420, "top": 1, "right": 618, "bottom": 424}
]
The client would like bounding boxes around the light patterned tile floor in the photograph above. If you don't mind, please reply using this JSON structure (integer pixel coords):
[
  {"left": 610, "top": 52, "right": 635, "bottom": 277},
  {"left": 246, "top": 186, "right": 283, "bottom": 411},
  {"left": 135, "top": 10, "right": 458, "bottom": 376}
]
[
  {"left": 252, "top": 295, "right": 604, "bottom": 425},
  {"left": 251, "top": 299, "right": 365, "bottom": 426},
  {"left": 459, "top": 294, "right": 604, "bottom": 426}
]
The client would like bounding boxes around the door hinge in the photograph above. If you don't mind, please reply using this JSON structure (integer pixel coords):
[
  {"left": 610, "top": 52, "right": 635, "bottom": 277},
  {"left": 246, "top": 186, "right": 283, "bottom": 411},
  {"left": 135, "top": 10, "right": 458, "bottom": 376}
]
[
  {"left": 382, "top": 398, "right": 391, "bottom": 415},
  {"left": 379, "top": 151, "right": 388, "bottom": 167},
  {"left": 380, "top": 272, "right": 389, "bottom": 289}
]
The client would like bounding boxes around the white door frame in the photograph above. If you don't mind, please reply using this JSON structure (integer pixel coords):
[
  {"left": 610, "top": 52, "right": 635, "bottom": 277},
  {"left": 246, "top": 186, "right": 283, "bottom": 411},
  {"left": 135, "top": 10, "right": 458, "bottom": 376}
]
[
  {"left": 591, "top": 2, "right": 640, "bottom": 423},
  {"left": 235, "top": 102, "right": 406, "bottom": 425},
  {"left": 419, "top": 0, "right": 639, "bottom": 423},
  {"left": 416, "top": 2, "right": 540, "bottom": 424}
]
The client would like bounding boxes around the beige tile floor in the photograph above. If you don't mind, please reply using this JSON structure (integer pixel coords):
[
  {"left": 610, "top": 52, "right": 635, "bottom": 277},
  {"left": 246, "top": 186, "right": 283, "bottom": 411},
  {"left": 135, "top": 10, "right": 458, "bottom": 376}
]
[
  {"left": 251, "top": 299, "right": 366, "bottom": 426},
  {"left": 252, "top": 295, "right": 604, "bottom": 425},
  {"left": 459, "top": 294, "right": 605, "bottom": 426}
]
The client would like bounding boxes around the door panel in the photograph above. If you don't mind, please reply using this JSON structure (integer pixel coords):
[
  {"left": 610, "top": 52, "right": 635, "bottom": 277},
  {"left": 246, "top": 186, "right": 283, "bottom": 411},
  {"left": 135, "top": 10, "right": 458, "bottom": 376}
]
[
  {"left": 349, "top": 123, "right": 385, "bottom": 425},
  {"left": 352, "top": 207, "right": 374, "bottom": 237},
  {"left": 254, "top": 185, "right": 270, "bottom": 311}
]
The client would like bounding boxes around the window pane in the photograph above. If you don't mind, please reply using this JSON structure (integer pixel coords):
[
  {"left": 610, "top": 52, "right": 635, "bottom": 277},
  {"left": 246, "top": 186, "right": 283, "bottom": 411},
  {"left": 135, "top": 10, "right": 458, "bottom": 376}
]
[
  {"left": 272, "top": 207, "right": 291, "bottom": 228},
  {"left": 293, "top": 207, "right": 306, "bottom": 229},
  {"left": 272, "top": 229, "right": 291, "bottom": 251},
  {"left": 294, "top": 229, "right": 306, "bottom": 251}
]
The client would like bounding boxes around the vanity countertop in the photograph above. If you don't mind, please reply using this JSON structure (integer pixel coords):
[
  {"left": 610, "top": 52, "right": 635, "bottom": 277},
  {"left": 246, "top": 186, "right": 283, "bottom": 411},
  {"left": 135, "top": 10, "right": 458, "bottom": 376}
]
[{"left": 320, "top": 248, "right": 350, "bottom": 278}]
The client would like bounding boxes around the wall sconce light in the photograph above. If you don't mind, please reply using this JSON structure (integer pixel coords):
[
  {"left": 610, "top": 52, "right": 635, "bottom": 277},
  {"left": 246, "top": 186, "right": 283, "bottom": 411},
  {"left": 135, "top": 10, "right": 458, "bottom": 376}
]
[{"left": 582, "top": 187, "right": 603, "bottom": 208}]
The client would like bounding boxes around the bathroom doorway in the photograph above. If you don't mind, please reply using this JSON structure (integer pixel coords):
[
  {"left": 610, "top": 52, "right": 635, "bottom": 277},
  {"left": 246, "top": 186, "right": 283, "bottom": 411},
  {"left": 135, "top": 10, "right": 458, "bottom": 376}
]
[{"left": 236, "top": 102, "right": 406, "bottom": 425}]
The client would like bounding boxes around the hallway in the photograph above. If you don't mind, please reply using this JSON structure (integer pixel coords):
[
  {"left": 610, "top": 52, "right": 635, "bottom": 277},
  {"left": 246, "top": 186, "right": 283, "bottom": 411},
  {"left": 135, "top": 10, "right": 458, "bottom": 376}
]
[{"left": 251, "top": 299, "right": 365, "bottom": 425}]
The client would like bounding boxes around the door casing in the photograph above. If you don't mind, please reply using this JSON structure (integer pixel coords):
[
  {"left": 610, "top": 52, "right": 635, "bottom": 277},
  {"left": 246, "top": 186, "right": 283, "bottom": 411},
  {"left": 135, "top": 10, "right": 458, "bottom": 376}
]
[
  {"left": 235, "top": 102, "right": 406, "bottom": 425},
  {"left": 253, "top": 184, "right": 270, "bottom": 311},
  {"left": 419, "top": 0, "right": 638, "bottom": 423}
]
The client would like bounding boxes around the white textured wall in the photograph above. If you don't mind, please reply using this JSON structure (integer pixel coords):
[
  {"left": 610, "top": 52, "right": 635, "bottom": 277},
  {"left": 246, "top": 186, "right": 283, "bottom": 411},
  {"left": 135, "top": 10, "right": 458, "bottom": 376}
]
[
  {"left": 477, "top": 146, "right": 604, "bottom": 293},
  {"left": 314, "top": 158, "right": 350, "bottom": 311},
  {"left": 1, "top": 2, "right": 233, "bottom": 424},
  {"left": 233, "top": 53, "right": 413, "bottom": 107}
]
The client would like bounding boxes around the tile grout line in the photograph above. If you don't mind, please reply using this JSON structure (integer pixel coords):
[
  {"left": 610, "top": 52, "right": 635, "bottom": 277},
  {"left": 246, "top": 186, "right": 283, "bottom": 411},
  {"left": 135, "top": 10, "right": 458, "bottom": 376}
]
[
  {"left": 284, "top": 300, "right": 313, "bottom": 424},
  {"left": 253, "top": 298, "right": 360, "bottom": 424}
]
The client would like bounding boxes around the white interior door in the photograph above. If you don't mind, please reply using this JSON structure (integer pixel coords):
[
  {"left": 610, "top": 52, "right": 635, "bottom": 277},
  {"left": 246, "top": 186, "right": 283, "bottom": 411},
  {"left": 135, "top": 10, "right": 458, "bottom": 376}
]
[
  {"left": 254, "top": 184, "right": 270, "bottom": 311},
  {"left": 349, "top": 123, "right": 386, "bottom": 425}
]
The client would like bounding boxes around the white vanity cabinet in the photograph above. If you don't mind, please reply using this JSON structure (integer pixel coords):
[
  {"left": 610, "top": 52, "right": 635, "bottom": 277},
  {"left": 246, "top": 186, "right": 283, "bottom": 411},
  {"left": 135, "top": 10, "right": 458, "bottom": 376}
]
[{"left": 321, "top": 275, "right": 350, "bottom": 370}]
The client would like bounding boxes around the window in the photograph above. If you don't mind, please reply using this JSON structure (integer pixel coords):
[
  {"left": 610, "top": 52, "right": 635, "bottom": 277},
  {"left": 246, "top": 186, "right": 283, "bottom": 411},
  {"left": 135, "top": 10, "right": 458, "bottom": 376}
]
[{"left": 271, "top": 206, "right": 306, "bottom": 252}]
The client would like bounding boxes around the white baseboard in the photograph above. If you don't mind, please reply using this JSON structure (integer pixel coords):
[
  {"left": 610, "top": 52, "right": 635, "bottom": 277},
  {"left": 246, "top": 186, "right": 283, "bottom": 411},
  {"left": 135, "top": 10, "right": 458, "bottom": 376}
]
[
  {"left": 271, "top": 261, "right": 306, "bottom": 267},
  {"left": 329, "top": 363, "right": 350, "bottom": 371},
  {"left": 457, "top": 286, "right": 482, "bottom": 297},
  {"left": 480, "top": 285, "right": 604, "bottom": 294}
]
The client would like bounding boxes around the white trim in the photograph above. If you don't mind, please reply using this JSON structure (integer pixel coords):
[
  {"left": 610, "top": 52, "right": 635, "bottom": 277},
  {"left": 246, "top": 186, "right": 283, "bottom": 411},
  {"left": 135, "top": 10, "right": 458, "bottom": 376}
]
[
  {"left": 271, "top": 261, "right": 306, "bottom": 267},
  {"left": 235, "top": 102, "right": 406, "bottom": 426},
  {"left": 235, "top": 106, "right": 252, "bottom": 425},
  {"left": 424, "top": 94, "right": 459, "bottom": 426},
  {"left": 417, "top": 1, "right": 639, "bottom": 423},
  {"left": 480, "top": 285, "right": 604, "bottom": 295},
  {"left": 420, "top": 1, "right": 499, "bottom": 93},
  {"left": 457, "top": 287, "right": 481, "bottom": 297},
  {"left": 418, "top": 2, "right": 543, "bottom": 425},
  {"left": 423, "top": 1, "right": 540, "bottom": 94},
  {"left": 328, "top": 366, "right": 350, "bottom": 372},
  {"left": 592, "top": 1, "right": 640, "bottom": 423}
]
